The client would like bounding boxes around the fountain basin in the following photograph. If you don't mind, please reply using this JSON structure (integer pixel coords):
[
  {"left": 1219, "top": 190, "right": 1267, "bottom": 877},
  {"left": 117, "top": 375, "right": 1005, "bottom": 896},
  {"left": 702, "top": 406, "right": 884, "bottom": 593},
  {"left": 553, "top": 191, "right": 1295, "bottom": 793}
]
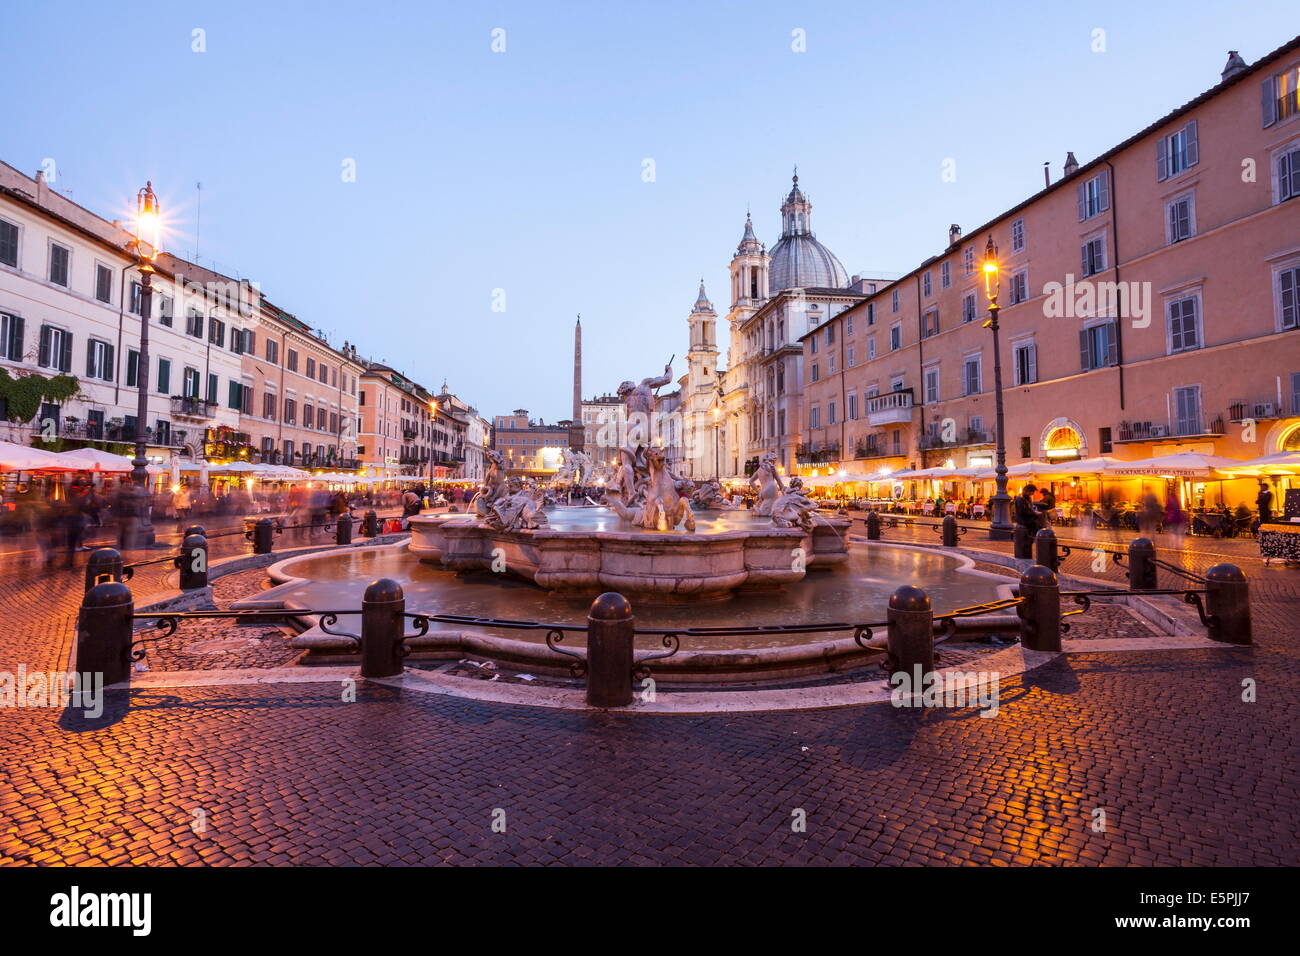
[{"left": 408, "top": 508, "right": 852, "bottom": 601}]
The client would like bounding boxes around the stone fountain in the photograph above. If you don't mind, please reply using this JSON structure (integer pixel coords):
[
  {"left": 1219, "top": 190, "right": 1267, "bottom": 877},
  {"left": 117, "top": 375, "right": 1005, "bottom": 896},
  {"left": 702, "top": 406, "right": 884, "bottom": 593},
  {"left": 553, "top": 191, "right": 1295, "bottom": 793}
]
[{"left": 409, "top": 363, "right": 850, "bottom": 601}]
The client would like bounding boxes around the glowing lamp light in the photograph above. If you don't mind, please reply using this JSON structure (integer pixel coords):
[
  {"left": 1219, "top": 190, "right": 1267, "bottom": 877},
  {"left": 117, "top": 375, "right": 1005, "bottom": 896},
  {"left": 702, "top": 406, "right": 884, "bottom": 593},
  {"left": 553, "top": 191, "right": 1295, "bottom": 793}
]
[
  {"left": 135, "top": 182, "right": 162, "bottom": 261},
  {"left": 981, "top": 234, "right": 999, "bottom": 303}
]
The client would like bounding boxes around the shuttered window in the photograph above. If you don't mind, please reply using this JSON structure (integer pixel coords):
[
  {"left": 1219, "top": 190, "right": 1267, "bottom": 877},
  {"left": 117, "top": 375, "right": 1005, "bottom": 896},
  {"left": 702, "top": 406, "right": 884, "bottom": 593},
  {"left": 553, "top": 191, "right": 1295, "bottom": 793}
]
[
  {"left": 1076, "top": 171, "right": 1110, "bottom": 220},
  {"left": 38, "top": 325, "right": 72, "bottom": 372},
  {"left": 1014, "top": 342, "right": 1037, "bottom": 385},
  {"left": 1279, "top": 265, "right": 1299, "bottom": 330},
  {"left": 1168, "top": 296, "right": 1200, "bottom": 352},
  {"left": 156, "top": 358, "right": 171, "bottom": 394},
  {"left": 48, "top": 244, "right": 70, "bottom": 286},
  {"left": 963, "top": 357, "right": 981, "bottom": 395},
  {"left": 1278, "top": 145, "right": 1300, "bottom": 203},
  {"left": 0, "top": 312, "right": 23, "bottom": 361},
  {"left": 1156, "top": 120, "right": 1199, "bottom": 181},
  {"left": 1081, "top": 237, "right": 1106, "bottom": 277},
  {"left": 1167, "top": 195, "right": 1193, "bottom": 243},
  {"left": 1174, "top": 386, "right": 1202, "bottom": 436},
  {"left": 183, "top": 367, "right": 201, "bottom": 398},
  {"left": 0, "top": 218, "right": 17, "bottom": 267},
  {"left": 85, "top": 339, "right": 114, "bottom": 381},
  {"left": 1079, "top": 322, "right": 1118, "bottom": 371},
  {"left": 94, "top": 264, "right": 113, "bottom": 303}
]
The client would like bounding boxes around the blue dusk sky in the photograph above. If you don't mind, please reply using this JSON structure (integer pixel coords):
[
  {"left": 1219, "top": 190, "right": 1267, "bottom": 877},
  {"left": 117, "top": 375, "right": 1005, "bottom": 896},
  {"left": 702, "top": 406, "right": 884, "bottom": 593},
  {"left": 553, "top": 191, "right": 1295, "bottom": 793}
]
[{"left": 2, "top": 1, "right": 1294, "bottom": 420}]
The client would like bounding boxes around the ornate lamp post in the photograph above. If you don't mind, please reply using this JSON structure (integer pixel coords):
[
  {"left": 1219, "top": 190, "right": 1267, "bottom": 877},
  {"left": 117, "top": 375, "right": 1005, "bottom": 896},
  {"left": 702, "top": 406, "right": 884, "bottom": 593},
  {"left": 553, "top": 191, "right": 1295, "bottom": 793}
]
[
  {"left": 428, "top": 399, "right": 438, "bottom": 499},
  {"left": 711, "top": 405, "right": 720, "bottom": 479},
  {"left": 982, "top": 235, "right": 1013, "bottom": 540},
  {"left": 128, "top": 182, "right": 161, "bottom": 545}
]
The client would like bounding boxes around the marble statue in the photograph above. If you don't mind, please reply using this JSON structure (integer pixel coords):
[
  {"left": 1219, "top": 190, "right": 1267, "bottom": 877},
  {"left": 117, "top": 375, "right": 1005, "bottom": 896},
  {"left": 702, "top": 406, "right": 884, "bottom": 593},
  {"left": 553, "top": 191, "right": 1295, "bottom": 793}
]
[
  {"left": 749, "top": 450, "right": 784, "bottom": 517},
  {"left": 473, "top": 449, "right": 508, "bottom": 520},
  {"left": 691, "top": 478, "right": 734, "bottom": 511},
  {"left": 640, "top": 445, "right": 696, "bottom": 532},
  {"left": 770, "top": 476, "right": 821, "bottom": 531},
  {"left": 482, "top": 477, "right": 549, "bottom": 532},
  {"left": 617, "top": 362, "right": 673, "bottom": 447}
]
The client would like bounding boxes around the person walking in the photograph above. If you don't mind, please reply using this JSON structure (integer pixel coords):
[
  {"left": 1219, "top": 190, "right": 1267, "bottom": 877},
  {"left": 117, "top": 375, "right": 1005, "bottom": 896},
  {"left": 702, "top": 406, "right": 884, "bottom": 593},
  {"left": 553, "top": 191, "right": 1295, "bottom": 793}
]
[{"left": 1163, "top": 490, "right": 1186, "bottom": 545}]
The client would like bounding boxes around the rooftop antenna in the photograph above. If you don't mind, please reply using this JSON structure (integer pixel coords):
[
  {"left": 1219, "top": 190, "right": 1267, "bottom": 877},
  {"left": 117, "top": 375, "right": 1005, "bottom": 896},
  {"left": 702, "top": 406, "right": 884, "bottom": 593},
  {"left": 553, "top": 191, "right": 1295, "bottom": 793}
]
[{"left": 194, "top": 182, "right": 202, "bottom": 263}]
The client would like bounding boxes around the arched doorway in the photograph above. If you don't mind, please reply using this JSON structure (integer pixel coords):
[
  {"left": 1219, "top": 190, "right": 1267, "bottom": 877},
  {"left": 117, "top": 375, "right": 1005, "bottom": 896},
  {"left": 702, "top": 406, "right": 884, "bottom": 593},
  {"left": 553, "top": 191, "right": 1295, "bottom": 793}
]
[{"left": 1040, "top": 417, "right": 1086, "bottom": 462}]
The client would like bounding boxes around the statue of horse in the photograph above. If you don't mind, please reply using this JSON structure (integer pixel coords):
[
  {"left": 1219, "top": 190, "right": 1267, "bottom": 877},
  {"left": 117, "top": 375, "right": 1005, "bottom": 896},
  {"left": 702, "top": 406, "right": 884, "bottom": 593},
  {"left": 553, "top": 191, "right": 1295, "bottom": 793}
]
[{"left": 640, "top": 446, "right": 695, "bottom": 532}]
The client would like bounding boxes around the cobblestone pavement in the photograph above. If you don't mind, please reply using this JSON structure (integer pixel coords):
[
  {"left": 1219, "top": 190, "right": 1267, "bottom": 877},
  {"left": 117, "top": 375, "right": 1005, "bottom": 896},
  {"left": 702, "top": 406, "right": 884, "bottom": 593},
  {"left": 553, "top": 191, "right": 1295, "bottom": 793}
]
[{"left": 0, "top": 517, "right": 1296, "bottom": 866}]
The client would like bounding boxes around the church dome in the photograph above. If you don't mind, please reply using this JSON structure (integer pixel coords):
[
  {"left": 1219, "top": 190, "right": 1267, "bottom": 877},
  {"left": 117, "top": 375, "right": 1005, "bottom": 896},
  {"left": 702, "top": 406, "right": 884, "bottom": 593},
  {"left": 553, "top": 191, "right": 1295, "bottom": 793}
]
[
  {"left": 767, "top": 171, "right": 848, "bottom": 291},
  {"left": 769, "top": 234, "right": 848, "bottom": 291}
]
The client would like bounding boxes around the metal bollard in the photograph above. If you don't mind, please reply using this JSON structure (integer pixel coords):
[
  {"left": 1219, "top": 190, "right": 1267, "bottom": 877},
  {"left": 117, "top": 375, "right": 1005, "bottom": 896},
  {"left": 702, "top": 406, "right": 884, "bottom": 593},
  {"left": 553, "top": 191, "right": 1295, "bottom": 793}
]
[
  {"left": 865, "top": 511, "right": 882, "bottom": 540},
  {"left": 941, "top": 514, "right": 960, "bottom": 547},
  {"left": 335, "top": 512, "right": 353, "bottom": 545},
  {"left": 183, "top": 525, "right": 206, "bottom": 539},
  {"left": 360, "top": 578, "right": 406, "bottom": 678},
  {"left": 1017, "top": 564, "right": 1062, "bottom": 652},
  {"left": 76, "top": 581, "right": 134, "bottom": 687},
  {"left": 1204, "top": 563, "right": 1252, "bottom": 645},
  {"left": 363, "top": 510, "right": 379, "bottom": 538},
  {"left": 887, "top": 584, "right": 933, "bottom": 678},
  {"left": 1012, "top": 524, "right": 1033, "bottom": 559},
  {"left": 1033, "top": 526, "right": 1060, "bottom": 571},
  {"left": 586, "top": 592, "right": 634, "bottom": 707},
  {"left": 251, "top": 517, "right": 275, "bottom": 555},
  {"left": 84, "top": 547, "right": 125, "bottom": 592},
  {"left": 1127, "top": 537, "right": 1156, "bottom": 590},
  {"left": 175, "top": 533, "right": 209, "bottom": 590}
]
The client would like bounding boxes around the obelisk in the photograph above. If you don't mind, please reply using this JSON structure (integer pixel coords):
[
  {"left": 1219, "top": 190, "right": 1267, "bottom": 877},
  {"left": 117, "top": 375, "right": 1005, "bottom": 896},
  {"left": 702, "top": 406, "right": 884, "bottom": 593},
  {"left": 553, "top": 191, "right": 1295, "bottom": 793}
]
[{"left": 569, "top": 315, "right": 584, "bottom": 452}]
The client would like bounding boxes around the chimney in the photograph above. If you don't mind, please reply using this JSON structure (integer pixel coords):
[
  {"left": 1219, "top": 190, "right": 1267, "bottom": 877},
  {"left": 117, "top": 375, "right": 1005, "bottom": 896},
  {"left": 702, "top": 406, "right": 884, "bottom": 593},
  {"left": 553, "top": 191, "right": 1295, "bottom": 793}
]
[
  {"left": 1063, "top": 152, "right": 1079, "bottom": 177},
  {"left": 1221, "top": 50, "right": 1247, "bottom": 81},
  {"left": 948, "top": 224, "right": 962, "bottom": 246},
  {"left": 1043, "top": 162, "right": 1050, "bottom": 188}
]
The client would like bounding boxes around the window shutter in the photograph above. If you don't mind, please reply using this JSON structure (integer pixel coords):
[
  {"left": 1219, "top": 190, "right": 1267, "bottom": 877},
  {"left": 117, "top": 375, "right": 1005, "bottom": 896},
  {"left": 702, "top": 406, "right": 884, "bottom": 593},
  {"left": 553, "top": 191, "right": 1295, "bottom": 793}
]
[
  {"left": 1076, "top": 183, "right": 1086, "bottom": 221},
  {"left": 38, "top": 326, "right": 50, "bottom": 367},
  {"left": 1079, "top": 329, "right": 1092, "bottom": 370},
  {"left": 8, "top": 315, "right": 22, "bottom": 360},
  {"left": 86, "top": 338, "right": 95, "bottom": 376},
  {"left": 1105, "top": 321, "right": 1118, "bottom": 366},
  {"left": 229, "top": 381, "right": 240, "bottom": 409},
  {"left": 60, "top": 332, "right": 72, "bottom": 372},
  {"left": 1185, "top": 120, "right": 1198, "bottom": 167},
  {"left": 245, "top": 331, "right": 255, "bottom": 355},
  {"left": 1081, "top": 243, "right": 1090, "bottom": 276},
  {"left": 1262, "top": 76, "right": 1277, "bottom": 127},
  {"left": 1098, "top": 171, "right": 1110, "bottom": 212},
  {"left": 1028, "top": 344, "right": 1037, "bottom": 382},
  {"left": 105, "top": 344, "right": 115, "bottom": 382},
  {"left": 1156, "top": 136, "right": 1169, "bottom": 181}
]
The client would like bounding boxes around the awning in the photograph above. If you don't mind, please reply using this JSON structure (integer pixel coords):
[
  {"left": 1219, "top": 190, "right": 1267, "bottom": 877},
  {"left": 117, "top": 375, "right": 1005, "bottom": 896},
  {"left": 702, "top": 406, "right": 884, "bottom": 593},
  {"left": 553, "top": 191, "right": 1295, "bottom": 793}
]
[{"left": 1102, "top": 452, "right": 1247, "bottom": 478}]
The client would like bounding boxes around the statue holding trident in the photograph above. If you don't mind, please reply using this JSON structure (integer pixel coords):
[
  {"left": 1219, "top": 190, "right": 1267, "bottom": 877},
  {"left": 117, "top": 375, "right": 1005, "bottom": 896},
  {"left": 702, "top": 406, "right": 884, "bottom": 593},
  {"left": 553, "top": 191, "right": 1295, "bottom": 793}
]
[{"left": 617, "top": 357, "right": 674, "bottom": 451}]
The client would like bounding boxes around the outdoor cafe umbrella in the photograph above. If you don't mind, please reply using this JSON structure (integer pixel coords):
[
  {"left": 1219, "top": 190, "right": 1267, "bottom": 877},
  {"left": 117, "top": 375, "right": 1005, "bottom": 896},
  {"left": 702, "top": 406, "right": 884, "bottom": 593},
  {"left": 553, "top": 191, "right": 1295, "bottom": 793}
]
[
  {"left": 1102, "top": 452, "right": 1245, "bottom": 478},
  {"left": 1218, "top": 450, "right": 1300, "bottom": 475},
  {"left": 0, "top": 441, "right": 81, "bottom": 472},
  {"left": 54, "top": 447, "right": 136, "bottom": 472}
]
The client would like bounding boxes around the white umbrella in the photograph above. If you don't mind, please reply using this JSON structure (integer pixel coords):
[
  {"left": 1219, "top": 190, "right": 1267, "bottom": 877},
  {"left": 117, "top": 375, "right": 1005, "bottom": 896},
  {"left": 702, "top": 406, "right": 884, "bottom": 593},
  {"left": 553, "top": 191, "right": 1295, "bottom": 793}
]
[
  {"left": 55, "top": 447, "right": 136, "bottom": 472},
  {"left": 210, "top": 460, "right": 261, "bottom": 474},
  {"left": 0, "top": 441, "right": 81, "bottom": 471},
  {"left": 1217, "top": 451, "right": 1300, "bottom": 475}
]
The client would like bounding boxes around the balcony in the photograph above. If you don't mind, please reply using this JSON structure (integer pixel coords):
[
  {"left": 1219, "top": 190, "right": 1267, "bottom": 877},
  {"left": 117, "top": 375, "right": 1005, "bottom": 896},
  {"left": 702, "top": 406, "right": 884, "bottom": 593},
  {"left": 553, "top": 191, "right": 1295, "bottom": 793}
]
[
  {"left": 1226, "top": 400, "right": 1286, "bottom": 423},
  {"left": 865, "top": 389, "right": 914, "bottom": 426},
  {"left": 796, "top": 441, "right": 840, "bottom": 465},
  {"left": 918, "top": 427, "right": 993, "bottom": 450},
  {"left": 1116, "top": 418, "right": 1224, "bottom": 443},
  {"left": 170, "top": 396, "right": 219, "bottom": 420},
  {"left": 854, "top": 439, "right": 899, "bottom": 460}
]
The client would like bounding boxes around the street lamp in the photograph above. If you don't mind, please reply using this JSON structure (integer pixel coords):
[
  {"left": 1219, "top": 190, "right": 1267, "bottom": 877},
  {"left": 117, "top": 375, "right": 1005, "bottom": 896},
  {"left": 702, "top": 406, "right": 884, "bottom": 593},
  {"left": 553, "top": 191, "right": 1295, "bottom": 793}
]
[
  {"left": 982, "top": 235, "right": 1013, "bottom": 540},
  {"left": 711, "top": 405, "right": 720, "bottom": 479},
  {"left": 128, "top": 182, "right": 161, "bottom": 545},
  {"left": 428, "top": 399, "right": 438, "bottom": 501}
]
